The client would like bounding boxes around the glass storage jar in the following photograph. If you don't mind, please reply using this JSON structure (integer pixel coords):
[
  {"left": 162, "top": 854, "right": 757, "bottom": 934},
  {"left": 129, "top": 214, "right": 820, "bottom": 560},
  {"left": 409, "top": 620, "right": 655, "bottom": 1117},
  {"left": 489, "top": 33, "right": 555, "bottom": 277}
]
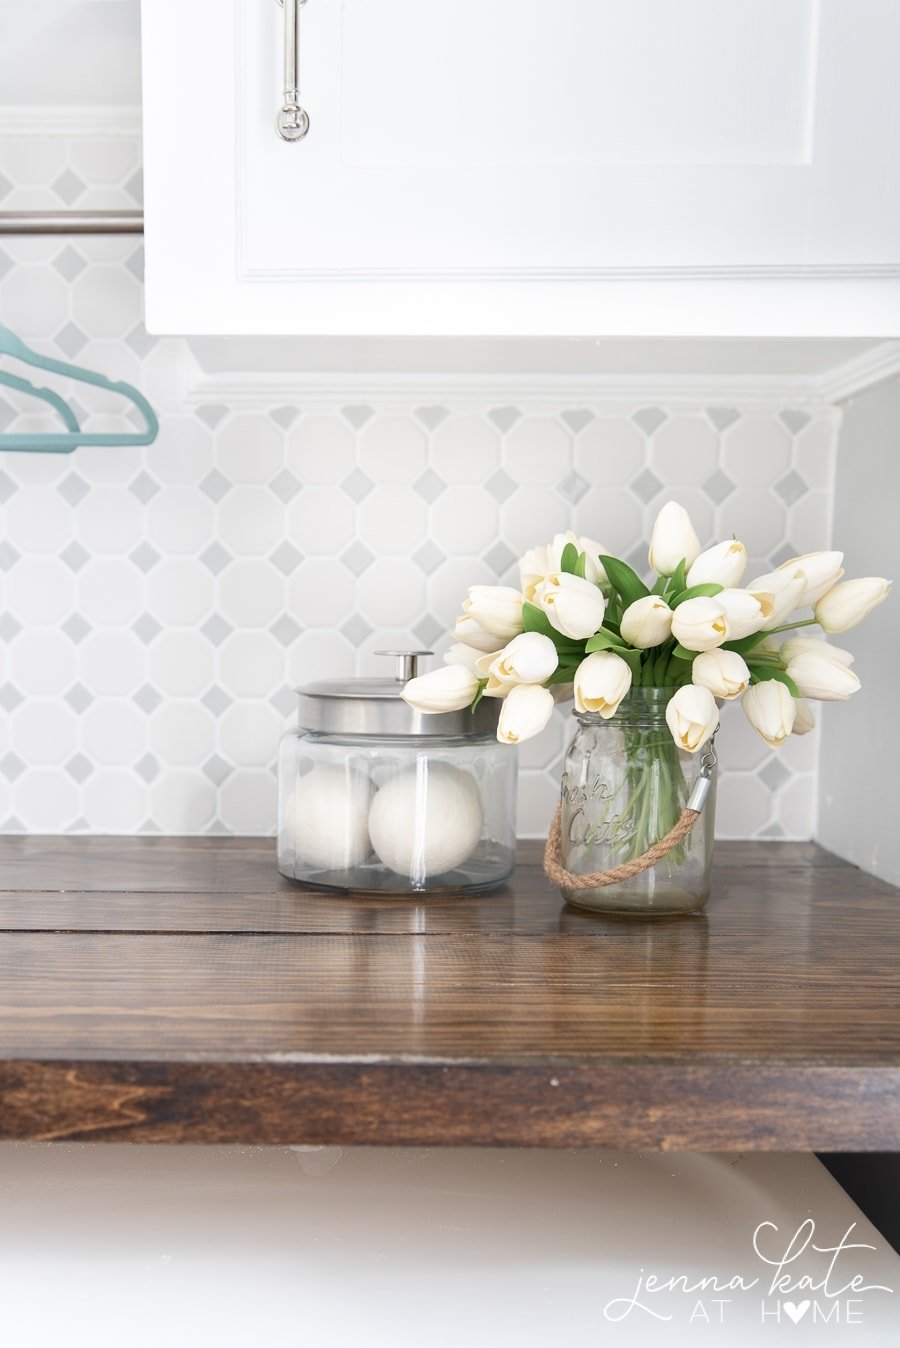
[
  {"left": 556, "top": 687, "right": 716, "bottom": 916},
  {"left": 278, "top": 651, "right": 517, "bottom": 894}
]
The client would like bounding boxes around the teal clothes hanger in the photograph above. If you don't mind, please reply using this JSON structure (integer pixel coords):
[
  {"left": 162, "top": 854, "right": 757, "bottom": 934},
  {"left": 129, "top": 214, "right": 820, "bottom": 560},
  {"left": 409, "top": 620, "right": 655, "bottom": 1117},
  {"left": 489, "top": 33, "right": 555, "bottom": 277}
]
[{"left": 0, "top": 322, "right": 159, "bottom": 453}]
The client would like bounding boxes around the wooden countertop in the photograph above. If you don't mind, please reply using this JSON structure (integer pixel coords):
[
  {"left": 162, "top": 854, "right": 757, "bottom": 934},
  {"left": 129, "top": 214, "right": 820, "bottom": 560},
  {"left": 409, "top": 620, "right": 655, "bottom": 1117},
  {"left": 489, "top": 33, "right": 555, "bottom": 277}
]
[{"left": 0, "top": 837, "right": 898, "bottom": 1150}]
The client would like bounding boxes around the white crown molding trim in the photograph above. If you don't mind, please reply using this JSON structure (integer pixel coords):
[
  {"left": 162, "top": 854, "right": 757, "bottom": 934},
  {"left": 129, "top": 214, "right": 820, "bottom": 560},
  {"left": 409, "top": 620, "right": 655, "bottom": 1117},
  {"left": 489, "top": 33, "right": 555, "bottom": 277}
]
[
  {"left": 0, "top": 106, "right": 142, "bottom": 137},
  {"left": 239, "top": 262, "right": 900, "bottom": 284},
  {"left": 815, "top": 341, "right": 900, "bottom": 402},
  {"left": 185, "top": 368, "right": 849, "bottom": 413}
]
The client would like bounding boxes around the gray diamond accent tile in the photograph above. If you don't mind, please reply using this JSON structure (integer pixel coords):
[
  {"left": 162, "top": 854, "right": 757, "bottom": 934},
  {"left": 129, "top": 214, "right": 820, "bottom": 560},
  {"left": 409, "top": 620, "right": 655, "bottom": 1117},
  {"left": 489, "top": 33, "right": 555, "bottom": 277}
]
[
  {"left": 130, "top": 471, "right": 160, "bottom": 504},
  {"left": 770, "top": 542, "right": 798, "bottom": 568},
  {"left": 270, "top": 540, "right": 303, "bottom": 574},
  {"left": 557, "top": 470, "right": 589, "bottom": 504},
  {"left": 64, "top": 817, "right": 92, "bottom": 834},
  {"left": 203, "top": 754, "right": 233, "bottom": 786},
  {"left": 0, "top": 540, "right": 19, "bottom": 569},
  {"left": 139, "top": 818, "right": 163, "bottom": 834},
  {"left": 0, "top": 613, "right": 21, "bottom": 641},
  {"left": 61, "top": 540, "right": 90, "bottom": 571},
  {"left": 632, "top": 406, "right": 668, "bottom": 436},
  {"left": 200, "top": 469, "right": 231, "bottom": 502},
  {"left": 270, "top": 687, "right": 296, "bottom": 716},
  {"left": 124, "top": 246, "right": 144, "bottom": 281},
  {"left": 66, "top": 753, "right": 94, "bottom": 783},
  {"left": 487, "top": 406, "right": 521, "bottom": 433},
  {"left": 483, "top": 541, "right": 517, "bottom": 576},
  {"left": 560, "top": 409, "right": 594, "bottom": 433},
  {"left": 130, "top": 541, "right": 161, "bottom": 572},
  {"left": 413, "top": 540, "right": 445, "bottom": 575},
  {"left": 340, "top": 540, "right": 375, "bottom": 576},
  {"left": 270, "top": 614, "right": 302, "bottom": 645},
  {"left": 54, "top": 322, "right": 88, "bottom": 358},
  {"left": 340, "top": 404, "right": 374, "bottom": 430},
  {"left": 133, "top": 613, "right": 162, "bottom": 644},
  {"left": 413, "top": 615, "right": 444, "bottom": 647},
  {"left": 0, "top": 471, "right": 17, "bottom": 503},
  {"left": 124, "top": 168, "right": 144, "bottom": 204},
  {"left": 53, "top": 245, "right": 86, "bottom": 281},
  {"left": 0, "top": 173, "right": 12, "bottom": 203},
  {"left": 135, "top": 753, "right": 160, "bottom": 783},
  {"left": 341, "top": 468, "right": 374, "bottom": 503},
  {"left": 125, "top": 324, "right": 157, "bottom": 358},
  {"left": 201, "top": 614, "right": 233, "bottom": 645},
  {"left": 62, "top": 614, "right": 91, "bottom": 644},
  {"left": 200, "top": 542, "right": 232, "bottom": 574},
  {"left": 340, "top": 614, "right": 373, "bottom": 645},
  {"left": 485, "top": 469, "right": 516, "bottom": 503},
  {"left": 758, "top": 822, "right": 786, "bottom": 839},
  {"left": 631, "top": 468, "right": 663, "bottom": 503},
  {"left": 134, "top": 684, "right": 162, "bottom": 714},
  {"left": 196, "top": 404, "right": 229, "bottom": 429},
  {"left": 204, "top": 819, "right": 232, "bottom": 836},
  {"left": 780, "top": 409, "right": 811, "bottom": 435},
  {"left": 758, "top": 757, "right": 791, "bottom": 792},
  {"left": 0, "top": 400, "right": 16, "bottom": 432},
  {"left": 0, "top": 815, "right": 26, "bottom": 833},
  {"left": 0, "top": 685, "right": 23, "bottom": 712},
  {"left": 414, "top": 405, "right": 450, "bottom": 431},
  {"left": 52, "top": 167, "right": 86, "bottom": 205},
  {"left": 59, "top": 473, "right": 90, "bottom": 506},
  {"left": 270, "top": 405, "right": 300, "bottom": 430},
  {"left": 270, "top": 469, "right": 302, "bottom": 503},
  {"left": 703, "top": 469, "right": 737, "bottom": 504},
  {"left": 705, "top": 407, "right": 740, "bottom": 431},
  {"left": 202, "top": 686, "right": 232, "bottom": 715},
  {"left": 775, "top": 470, "right": 807, "bottom": 506},
  {"left": 65, "top": 683, "right": 94, "bottom": 713},
  {"left": 1, "top": 752, "right": 26, "bottom": 781},
  {"left": 414, "top": 469, "right": 445, "bottom": 503}
]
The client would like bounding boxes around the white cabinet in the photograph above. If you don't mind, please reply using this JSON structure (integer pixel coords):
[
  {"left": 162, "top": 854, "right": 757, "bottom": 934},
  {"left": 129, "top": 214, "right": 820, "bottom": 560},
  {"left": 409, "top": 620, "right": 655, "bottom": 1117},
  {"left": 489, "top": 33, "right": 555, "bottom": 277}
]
[{"left": 142, "top": 0, "right": 900, "bottom": 337}]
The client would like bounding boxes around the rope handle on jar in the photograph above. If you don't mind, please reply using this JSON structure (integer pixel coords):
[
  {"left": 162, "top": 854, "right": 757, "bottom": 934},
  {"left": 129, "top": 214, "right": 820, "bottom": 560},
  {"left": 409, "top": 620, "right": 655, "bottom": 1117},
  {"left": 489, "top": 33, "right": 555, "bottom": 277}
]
[{"left": 543, "top": 741, "right": 717, "bottom": 891}]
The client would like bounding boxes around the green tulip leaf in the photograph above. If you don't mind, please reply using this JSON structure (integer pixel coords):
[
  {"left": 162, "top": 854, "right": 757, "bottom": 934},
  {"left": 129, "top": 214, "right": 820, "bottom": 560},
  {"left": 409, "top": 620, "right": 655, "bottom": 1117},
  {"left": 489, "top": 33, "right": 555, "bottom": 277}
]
[
  {"left": 584, "top": 628, "right": 627, "bottom": 654},
  {"left": 559, "top": 542, "right": 579, "bottom": 575},
  {"left": 665, "top": 559, "right": 687, "bottom": 597},
  {"left": 573, "top": 550, "right": 588, "bottom": 580},
  {"left": 672, "top": 644, "right": 699, "bottom": 661},
  {"left": 724, "top": 630, "right": 772, "bottom": 657},
  {"left": 598, "top": 556, "right": 650, "bottom": 607},
  {"left": 670, "top": 583, "right": 724, "bottom": 606},
  {"left": 746, "top": 664, "right": 800, "bottom": 698}
]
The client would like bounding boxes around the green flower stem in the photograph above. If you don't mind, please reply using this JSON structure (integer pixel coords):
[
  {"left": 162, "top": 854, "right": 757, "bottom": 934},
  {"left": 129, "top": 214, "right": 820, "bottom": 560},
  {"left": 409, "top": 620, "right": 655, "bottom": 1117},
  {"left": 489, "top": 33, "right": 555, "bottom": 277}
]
[{"left": 765, "top": 617, "right": 820, "bottom": 636}]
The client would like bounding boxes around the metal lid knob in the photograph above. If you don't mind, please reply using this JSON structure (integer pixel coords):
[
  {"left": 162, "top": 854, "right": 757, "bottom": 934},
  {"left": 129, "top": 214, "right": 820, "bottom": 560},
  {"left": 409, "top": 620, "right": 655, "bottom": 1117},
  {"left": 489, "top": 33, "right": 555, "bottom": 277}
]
[{"left": 375, "top": 650, "right": 434, "bottom": 682}]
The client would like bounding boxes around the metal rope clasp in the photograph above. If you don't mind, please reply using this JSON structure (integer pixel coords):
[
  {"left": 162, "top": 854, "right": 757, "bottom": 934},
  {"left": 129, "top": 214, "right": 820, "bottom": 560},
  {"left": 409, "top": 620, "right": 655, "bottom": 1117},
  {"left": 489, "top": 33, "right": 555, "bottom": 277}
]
[{"left": 686, "top": 735, "right": 718, "bottom": 815}]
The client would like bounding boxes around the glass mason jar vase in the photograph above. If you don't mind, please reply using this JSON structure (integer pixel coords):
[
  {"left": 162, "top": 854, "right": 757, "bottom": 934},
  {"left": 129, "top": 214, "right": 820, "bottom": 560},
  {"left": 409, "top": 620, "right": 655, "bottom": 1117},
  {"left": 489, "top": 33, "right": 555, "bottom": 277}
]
[
  {"left": 277, "top": 651, "right": 517, "bottom": 895},
  {"left": 556, "top": 687, "right": 716, "bottom": 916}
]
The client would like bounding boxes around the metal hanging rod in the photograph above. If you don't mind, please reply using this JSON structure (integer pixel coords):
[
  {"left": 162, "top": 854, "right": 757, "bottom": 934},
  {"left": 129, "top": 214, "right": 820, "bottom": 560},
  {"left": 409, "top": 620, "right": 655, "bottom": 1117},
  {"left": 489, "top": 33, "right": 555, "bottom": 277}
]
[{"left": 0, "top": 210, "right": 143, "bottom": 236}]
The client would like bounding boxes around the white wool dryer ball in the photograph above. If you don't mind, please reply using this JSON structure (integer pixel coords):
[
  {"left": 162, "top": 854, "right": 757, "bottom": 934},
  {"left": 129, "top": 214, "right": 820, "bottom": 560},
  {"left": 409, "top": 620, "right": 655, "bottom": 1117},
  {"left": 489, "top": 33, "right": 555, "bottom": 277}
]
[
  {"left": 368, "top": 762, "right": 484, "bottom": 879},
  {"left": 287, "top": 763, "right": 373, "bottom": 871}
]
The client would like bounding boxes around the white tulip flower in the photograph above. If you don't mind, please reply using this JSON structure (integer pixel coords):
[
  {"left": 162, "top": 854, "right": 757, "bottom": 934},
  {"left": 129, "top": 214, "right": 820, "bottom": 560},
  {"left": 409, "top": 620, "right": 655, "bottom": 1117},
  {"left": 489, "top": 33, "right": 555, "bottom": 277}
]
[
  {"left": 777, "top": 550, "right": 844, "bottom": 606},
  {"left": 785, "top": 650, "right": 861, "bottom": 701},
  {"left": 573, "top": 651, "right": 632, "bottom": 719},
  {"left": 518, "top": 544, "right": 553, "bottom": 602},
  {"left": 742, "top": 681, "right": 796, "bottom": 749},
  {"left": 549, "top": 531, "right": 610, "bottom": 591},
  {"left": 815, "top": 577, "right": 892, "bottom": 634},
  {"left": 479, "top": 631, "right": 558, "bottom": 696},
  {"left": 717, "top": 588, "right": 766, "bottom": 640},
  {"left": 779, "top": 635, "right": 854, "bottom": 668},
  {"left": 686, "top": 539, "right": 748, "bottom": 589},
  {"left": 648, "top": 501, "right": 702, "bottom": 577},
  {"left": 620, "top": 595, "right": 673, "bottom": 648},
  {"left": 691, "top": 648, "right": 750, "bottom": 700},
  {"left": 746, "top": 569, "right": 807, "bottom": 629},
  {"left": 497, "top": 683, "right": 555, "bottom": 744},
  {"left": 462, "top": 585, "right": 525, "bottom": 641},
  {"left": 792, "top": 698, "right": 816, "bottom": 736},
  {"left": 671, "top": 596, "right": 729, "bottom": 651},
  {"left": 665, "top": 685, "right": 719, "bottom": 753},
  {"left": 401, "top": 664, "right": 480, "bottom": 714},
  {"left": 444, "top": 642, "right": 491, "bottom": 672},
  {"left": 533, "top": 572, "right": 606, "bottom": 640},
  {"left": 452, "top": 614, "right": 501, "bottom": 653}
]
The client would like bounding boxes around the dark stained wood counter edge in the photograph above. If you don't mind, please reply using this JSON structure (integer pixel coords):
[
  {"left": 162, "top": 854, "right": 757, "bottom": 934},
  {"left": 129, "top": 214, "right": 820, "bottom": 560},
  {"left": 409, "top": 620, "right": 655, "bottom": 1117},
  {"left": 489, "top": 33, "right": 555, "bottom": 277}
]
[{"left": 2, "top": 1059, "right": 900, "bottom": 1151}]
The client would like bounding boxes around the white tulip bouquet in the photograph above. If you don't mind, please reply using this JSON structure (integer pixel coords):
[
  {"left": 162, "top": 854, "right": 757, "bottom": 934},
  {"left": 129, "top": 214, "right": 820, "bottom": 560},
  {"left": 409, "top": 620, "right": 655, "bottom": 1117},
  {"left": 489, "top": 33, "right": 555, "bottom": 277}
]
[{"left": 402, "top": 500, "right": 892, "bottom": 758}]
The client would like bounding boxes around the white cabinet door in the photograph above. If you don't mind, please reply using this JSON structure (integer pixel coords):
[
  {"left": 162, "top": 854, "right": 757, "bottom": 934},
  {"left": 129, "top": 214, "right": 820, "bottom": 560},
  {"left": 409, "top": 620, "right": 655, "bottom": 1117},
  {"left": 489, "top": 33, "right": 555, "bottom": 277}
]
[{"left": 142, "top": 0, "right": 900, "bottom": 336}]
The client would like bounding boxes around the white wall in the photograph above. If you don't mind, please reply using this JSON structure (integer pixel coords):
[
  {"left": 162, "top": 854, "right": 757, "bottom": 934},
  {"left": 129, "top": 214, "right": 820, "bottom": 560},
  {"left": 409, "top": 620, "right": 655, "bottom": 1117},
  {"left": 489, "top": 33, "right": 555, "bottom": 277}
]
[{"left": 818, "top": 376, "right": 900, "bottom": 885}]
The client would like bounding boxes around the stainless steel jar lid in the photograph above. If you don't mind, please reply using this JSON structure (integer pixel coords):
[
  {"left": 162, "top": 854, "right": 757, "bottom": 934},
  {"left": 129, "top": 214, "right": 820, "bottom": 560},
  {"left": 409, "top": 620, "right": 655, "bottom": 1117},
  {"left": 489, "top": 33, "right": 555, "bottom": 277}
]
[{"left": 297, "top": 650, "right": 501, "bottom": 737}]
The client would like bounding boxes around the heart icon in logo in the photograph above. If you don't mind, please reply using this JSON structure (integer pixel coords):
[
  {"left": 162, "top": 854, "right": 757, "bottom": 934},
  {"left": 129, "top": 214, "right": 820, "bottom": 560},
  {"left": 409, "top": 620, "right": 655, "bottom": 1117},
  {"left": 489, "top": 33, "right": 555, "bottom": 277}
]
[{"left": 783, "top": 1300, "right": 811, "bottom": 1324}]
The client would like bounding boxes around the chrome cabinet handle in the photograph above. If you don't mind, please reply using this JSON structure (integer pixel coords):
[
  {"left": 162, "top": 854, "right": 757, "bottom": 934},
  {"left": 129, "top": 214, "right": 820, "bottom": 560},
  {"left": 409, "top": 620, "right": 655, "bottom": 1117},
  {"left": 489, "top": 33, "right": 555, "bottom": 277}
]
[{"left": 276, "top": 0, "right": 310, "bottom": 141}]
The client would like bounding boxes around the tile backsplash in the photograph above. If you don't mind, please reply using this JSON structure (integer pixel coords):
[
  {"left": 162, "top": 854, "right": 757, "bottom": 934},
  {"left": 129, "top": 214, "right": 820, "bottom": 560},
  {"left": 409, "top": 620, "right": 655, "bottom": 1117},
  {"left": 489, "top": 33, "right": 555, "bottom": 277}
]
[{"left": 0, "top": 131, "right": 833, "bottom": 837}]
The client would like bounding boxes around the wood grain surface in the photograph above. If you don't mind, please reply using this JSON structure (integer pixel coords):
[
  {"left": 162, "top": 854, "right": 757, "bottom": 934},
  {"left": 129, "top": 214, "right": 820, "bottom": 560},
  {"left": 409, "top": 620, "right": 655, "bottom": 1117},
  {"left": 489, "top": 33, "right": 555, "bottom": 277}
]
[{"left": 0, "top": 837, "right": 897, "bottom": 1149}]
